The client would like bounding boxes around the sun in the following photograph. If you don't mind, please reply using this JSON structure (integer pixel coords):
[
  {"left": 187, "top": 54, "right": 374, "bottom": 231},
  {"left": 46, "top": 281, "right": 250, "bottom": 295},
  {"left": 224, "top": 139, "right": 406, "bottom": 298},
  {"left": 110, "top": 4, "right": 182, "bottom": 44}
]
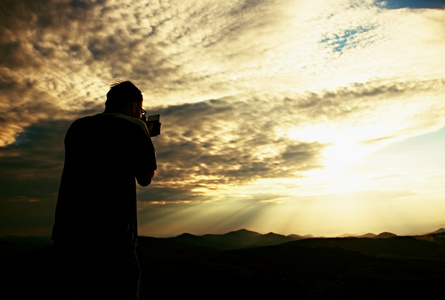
[
  {"left": 323, "top": 141, "right": 367, "bottom": 169},
  {"left": 281, "top": 121, "right": 388, "bottom": 196},
  {"left": 286, "top": 123, "right": 373, "bottom": 167}
]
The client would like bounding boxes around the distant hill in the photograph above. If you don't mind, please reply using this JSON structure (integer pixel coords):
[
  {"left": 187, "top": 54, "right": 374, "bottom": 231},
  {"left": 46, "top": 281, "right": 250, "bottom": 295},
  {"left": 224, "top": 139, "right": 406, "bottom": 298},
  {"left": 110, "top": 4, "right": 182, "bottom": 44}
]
[
  {"left": 375, "top": 231, "right": 398, "bottom": 239},
  {"left": 137, "top": 230, "right": 445, "bottom": 298},
  {"left": 359, "top": 232, "right": 377, "bottom": 238},
  {"left": 340, "top": 232, "right": 376, "bottom": 238},
  {"left": 430, "top": 228, "right": 445, "bottom": 234},
  {"left": 166, "top": 229, "right": 445, "bottom": 260},
  {"left": 171, "top": 229, "right": 304, "bottom": 250},
  {"left": 340, "top": 232, "right": 397, "bottom": 238},
  {"left": 297, "top": 234, "right": 445, "bottom": 260},
  {"left": 4, "top": 229, "right": 445, "bottom": 299}
]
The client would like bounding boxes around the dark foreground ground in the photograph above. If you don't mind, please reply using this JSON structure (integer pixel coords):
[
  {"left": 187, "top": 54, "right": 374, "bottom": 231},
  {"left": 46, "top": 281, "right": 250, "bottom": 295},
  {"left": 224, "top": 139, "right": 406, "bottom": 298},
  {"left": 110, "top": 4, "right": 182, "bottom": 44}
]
[{"left": 2, "top": 230, "right": 445, "bottom": 299}]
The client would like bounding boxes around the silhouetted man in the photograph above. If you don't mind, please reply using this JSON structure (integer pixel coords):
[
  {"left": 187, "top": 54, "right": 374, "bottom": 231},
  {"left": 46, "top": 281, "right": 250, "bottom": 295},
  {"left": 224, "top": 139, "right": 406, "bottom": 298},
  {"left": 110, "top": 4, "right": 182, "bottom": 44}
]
[{"left": 48, "top": 81, "right": 157, "bottom": 300}]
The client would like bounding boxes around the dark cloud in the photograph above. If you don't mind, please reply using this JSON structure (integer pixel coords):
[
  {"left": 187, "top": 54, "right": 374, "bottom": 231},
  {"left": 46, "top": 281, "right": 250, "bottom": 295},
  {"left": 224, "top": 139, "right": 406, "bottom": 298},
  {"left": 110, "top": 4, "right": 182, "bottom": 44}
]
[
  {"left": 138, "top": 186, "right": 210, "bottom": 203},
  {"left": 0, "top": 0, "right": 101, "bottom": 69},
  {"left": 0, "top": 0, "right": 109, "bottom": 146},
  {"left": 289, "top": 79, "right": 445, "bottom": 124},
  {"left": 0, "top": 120, "right": 69, "bottom": 201},
  {"left": 0, "top": 119, "right": 70, "bottom": 235},
  {"left": 0, "top": 76, "right": 77, "bottom": 146}
]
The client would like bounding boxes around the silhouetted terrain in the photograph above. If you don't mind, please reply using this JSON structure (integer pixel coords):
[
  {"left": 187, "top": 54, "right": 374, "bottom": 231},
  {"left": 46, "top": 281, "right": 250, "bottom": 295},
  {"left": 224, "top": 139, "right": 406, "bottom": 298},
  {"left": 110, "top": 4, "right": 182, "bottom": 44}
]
[
  {"left": 170, "top": 228, "right": 306, "bottom": 250},
  {"left": 3, "top": 229, "right": 445, "bottom": 299}
]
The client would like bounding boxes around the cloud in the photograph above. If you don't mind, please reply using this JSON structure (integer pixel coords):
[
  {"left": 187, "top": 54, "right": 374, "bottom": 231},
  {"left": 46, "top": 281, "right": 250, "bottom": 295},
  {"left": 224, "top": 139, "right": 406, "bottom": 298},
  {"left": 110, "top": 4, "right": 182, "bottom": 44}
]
[
  {"left": 0, "top": 0, "right": 106, "bottom": 146},
  {"left": 142, "top": 96, "right": 327, "bottom": 202},
  {"left": 2, "top": 78, "right": 444, "bottom": 207},
  {"left": 139, "top": 73, "right": 445, "bottom": 203},
  {"left": 0, "top": 120, "right": 69, "bottom": 201},
  {"left": 1, "top": 0, "right": 445, "bottom": 235},
  {"left": 1, "top": 0, "right": 445, "bottom": 147},
  {"left": 0, "top": 119, "right": 71, "bottom": 235}
]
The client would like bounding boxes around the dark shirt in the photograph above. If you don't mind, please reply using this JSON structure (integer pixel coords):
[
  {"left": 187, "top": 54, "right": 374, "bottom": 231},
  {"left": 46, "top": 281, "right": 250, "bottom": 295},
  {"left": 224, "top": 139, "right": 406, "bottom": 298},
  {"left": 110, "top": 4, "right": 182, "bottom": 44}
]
[{"left": 52, "top": 113, "right": 157, "bottom": 256}]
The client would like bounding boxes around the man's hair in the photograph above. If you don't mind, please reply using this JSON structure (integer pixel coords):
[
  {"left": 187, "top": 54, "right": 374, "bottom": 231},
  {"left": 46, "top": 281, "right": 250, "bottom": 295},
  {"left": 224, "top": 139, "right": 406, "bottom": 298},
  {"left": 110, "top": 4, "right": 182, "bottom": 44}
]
[{"left": 105, "top": 80, "right": 143, "bottom": 109}]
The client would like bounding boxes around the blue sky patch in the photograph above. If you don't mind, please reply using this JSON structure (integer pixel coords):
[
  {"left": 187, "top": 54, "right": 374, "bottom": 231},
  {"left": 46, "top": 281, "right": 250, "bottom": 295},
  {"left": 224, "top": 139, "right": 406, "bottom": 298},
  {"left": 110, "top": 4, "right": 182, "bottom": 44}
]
[
  {"left": 376, "top": 0, "right": 445, "bottom": 9},
  {"left": 321, "top": 26, "right": 373, "bottom": 53}
]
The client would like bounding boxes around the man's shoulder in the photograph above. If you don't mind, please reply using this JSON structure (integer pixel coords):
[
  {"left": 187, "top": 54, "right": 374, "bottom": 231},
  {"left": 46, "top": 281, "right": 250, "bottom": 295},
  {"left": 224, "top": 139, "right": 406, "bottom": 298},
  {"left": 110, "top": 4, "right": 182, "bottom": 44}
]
[
  {"left": 73, "top": 113, "right": 138, "bottom": 125},
  {"left": 72, "top": 114, "right": 101, "bottom": 123},
  {"left": 67, "top": 114, "right": 102, "bottom": 131},
  {"left": 96, "top": 113, "right": 150, "bottom": 137},
  {"left": 69, "top": 113, "right": 149, "bottom": 137}
]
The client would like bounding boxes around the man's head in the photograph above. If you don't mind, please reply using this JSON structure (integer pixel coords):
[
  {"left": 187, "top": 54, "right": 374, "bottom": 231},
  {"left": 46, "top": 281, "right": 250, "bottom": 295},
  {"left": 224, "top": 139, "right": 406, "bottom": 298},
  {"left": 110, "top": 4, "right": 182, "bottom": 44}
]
[{"left": 105, "top": 81, "right": 144, "bottom": 119}]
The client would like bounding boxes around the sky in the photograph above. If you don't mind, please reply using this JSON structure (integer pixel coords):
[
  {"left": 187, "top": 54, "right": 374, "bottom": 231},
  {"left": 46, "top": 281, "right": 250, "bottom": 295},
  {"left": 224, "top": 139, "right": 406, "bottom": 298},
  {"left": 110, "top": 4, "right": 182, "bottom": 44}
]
[{"left": 1, "top": 0, "right": 445, "bottom": 238}]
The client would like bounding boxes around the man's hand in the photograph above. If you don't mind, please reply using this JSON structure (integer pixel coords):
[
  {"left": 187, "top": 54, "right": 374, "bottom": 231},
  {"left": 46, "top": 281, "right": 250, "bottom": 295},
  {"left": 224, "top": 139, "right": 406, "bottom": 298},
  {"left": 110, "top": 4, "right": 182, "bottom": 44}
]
[
  {"left": 137, "top": 170, "right": 155, "bottom": 186},
  {"left": 147, "top": 120, "right": 161, "bottom": 137}
]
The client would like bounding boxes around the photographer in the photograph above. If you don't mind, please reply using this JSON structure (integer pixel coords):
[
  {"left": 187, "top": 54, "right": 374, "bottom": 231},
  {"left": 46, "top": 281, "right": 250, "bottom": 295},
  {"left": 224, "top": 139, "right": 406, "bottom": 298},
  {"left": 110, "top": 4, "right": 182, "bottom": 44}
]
[{"left": 48, "top": 81, "right": 157, "bottom": 300}]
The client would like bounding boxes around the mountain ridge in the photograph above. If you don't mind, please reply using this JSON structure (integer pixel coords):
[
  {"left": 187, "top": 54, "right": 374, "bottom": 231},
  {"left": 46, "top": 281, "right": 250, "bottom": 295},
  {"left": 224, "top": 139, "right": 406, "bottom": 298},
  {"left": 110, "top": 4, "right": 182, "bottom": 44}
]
[
  {"left": 162, "top": 227, "right": 445, "bottom": 251},
  {"left": 171, "top": 228, "right": 300, "bottom": 250}
]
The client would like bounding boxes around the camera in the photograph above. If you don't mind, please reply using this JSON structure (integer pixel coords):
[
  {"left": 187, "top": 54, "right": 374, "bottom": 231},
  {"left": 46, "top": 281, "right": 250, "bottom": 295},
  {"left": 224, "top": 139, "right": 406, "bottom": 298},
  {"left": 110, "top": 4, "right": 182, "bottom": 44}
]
[{"left": 141, "top": 113, "right": 161, "bottom": 137}]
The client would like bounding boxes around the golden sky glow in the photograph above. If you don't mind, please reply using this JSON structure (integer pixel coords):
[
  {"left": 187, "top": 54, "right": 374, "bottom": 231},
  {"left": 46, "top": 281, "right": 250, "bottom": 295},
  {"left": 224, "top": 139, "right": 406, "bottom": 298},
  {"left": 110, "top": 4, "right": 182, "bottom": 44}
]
[{"left": 1, "top": 0, "right": 445, "bottom": 237}]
